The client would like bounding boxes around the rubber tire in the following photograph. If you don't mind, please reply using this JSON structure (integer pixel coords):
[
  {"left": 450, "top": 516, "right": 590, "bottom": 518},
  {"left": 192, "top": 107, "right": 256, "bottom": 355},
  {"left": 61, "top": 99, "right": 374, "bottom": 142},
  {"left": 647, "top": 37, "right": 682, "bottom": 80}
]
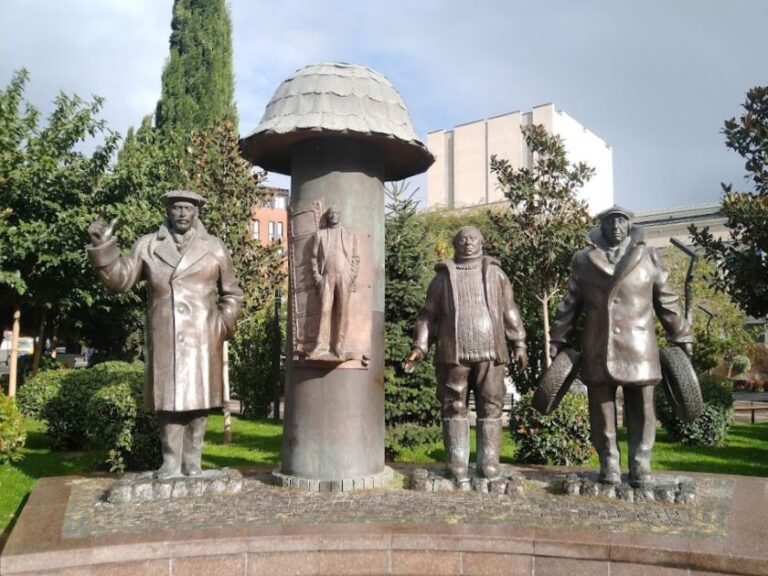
[
  {"left": 659, "top": 346, "right": 703, "bottom": 423},
  {"left": 533, "top": 348, "right": 581, "bottom": 415}
]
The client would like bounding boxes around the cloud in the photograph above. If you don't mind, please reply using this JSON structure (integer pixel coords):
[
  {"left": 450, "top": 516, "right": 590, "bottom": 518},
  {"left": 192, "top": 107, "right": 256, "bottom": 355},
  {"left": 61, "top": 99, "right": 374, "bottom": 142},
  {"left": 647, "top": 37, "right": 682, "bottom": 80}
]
[{"left": 2, "top": 0, "right": 766, "bottom": 209}]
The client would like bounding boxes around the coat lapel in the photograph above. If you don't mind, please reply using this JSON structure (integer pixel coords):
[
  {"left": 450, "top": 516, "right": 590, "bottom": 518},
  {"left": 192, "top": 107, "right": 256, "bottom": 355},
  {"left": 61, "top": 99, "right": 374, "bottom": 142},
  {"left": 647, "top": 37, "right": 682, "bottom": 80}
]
[
  {"left": 586, "top": 248, "right": 615, "bottom": 276},
  {"left": 173, "top": 228, "right": 209, "bottom": 279},
  {"left": 153, "top": 223, "right": 181, "bottom": 268}
]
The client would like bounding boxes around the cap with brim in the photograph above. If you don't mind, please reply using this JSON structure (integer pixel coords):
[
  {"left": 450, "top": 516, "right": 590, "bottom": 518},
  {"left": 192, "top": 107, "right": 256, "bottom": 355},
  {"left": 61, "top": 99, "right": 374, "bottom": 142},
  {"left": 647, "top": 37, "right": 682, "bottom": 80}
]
[
  {"left": 597, "top": 205, "right": 633, "bottom": 222},
  {"left": 161, "top": 190, "right": 207, "bottom": 207}
]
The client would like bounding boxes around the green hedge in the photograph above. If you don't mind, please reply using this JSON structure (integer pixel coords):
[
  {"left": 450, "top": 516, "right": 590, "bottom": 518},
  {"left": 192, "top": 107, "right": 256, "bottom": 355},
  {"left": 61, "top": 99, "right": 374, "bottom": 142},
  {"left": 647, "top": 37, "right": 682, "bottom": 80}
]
[
  {"left": 385, "top": 423, "right": 441, "bottom": 459},
  {"left": 0, "top": 391, "right": 25, "bottom": 463},
  {"left": 84, "top": 365, "right": 161, "bottom": 472},
  {"left": 656, "top": 374, "right": 734, "bottom": 447},
  {"left": 19, "top": 361, "right": 160, "bottom": 471},
  {"left": 17, "top": 369, "right": 64, "bottom": 420},
  {"left": 230, "top": 309, "right": 281, "bottom": 419},
  {"left": 509, "top": 390, "right": 593, "bottom": 465}
]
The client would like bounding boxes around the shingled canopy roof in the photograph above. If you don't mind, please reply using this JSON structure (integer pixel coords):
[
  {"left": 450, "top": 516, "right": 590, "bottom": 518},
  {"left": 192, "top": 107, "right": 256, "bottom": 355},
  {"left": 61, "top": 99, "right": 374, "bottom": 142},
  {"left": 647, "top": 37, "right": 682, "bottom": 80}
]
[{"left": 240, "top": 62, "right": 434, "bottom": 181}]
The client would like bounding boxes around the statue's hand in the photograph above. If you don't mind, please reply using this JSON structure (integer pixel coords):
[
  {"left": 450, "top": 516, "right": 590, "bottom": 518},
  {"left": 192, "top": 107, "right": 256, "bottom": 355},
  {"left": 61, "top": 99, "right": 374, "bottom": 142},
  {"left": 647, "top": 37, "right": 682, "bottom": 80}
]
[
  {"left": 88, "top": 208, "right": 119, "bottom": 246},
  {"left": 404, "top": 348, "right": 424, "bottom": 374},
  {"left": 313, "top": 273, "right": 324, "bottom": 288},
  {"left": 548, "top": 342, "right": 562, "bottom": 361},
  {"left": 513, "top": 347, "right": 528, "bottom": 371},
  {"left": 677, "top": 341, "right": 694, "bottom": 358}
]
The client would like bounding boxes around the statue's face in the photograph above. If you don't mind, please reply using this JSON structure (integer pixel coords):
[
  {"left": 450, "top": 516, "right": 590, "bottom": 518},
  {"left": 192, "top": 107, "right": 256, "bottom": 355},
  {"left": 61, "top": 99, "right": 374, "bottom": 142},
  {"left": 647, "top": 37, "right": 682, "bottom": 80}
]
[
  {"left": 326, "top": 206, "right": 341, "bottom": 226},
  {"left": 601, "top": 214, "right": 630, "bottom": 247},
  {"left": 167, "top": 201, "right": 198, "bottom": 234},
  {"left": 453, "top": 228, "right": 484, "bottom": 259}
]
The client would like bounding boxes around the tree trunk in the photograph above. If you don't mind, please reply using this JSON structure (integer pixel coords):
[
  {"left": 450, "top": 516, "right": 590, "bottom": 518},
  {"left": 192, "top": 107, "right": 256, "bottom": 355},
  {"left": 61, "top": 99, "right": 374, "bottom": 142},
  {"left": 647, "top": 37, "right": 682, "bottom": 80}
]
[
  {"left": 222, "top": 340, "right": 232, "bottom": 444},
  {"left": 541, "top": 292, "right": 551, "bottom": 368},
  {"left": 50, "top": 325, "right": 59, "bottom": 360},
  {"left": 8, "top": 309, "right": 21, "bottom": 397},
  {"left": 31, "top": 308, "right": 47, "bottom": 377}
]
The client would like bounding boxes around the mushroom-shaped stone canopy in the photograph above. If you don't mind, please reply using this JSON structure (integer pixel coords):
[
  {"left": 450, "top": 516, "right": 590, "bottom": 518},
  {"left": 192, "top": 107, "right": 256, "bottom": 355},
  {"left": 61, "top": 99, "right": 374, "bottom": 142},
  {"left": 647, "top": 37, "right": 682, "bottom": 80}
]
[{"left": 240, "top": 62, "right": 434, "bottom": 181}]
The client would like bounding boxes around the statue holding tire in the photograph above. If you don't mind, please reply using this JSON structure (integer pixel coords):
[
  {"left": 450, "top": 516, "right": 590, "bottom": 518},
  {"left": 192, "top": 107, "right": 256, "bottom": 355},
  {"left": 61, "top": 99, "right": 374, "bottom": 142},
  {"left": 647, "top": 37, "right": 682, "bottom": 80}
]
[{"left": 545, "top": 206, "right": 699, "bottom": 487}]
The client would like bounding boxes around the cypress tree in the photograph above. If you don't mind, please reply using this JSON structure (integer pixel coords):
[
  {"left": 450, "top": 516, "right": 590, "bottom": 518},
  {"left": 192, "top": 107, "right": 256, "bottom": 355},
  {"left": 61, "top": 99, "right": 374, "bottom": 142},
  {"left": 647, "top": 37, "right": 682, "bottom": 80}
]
[{"left": 155, "top": 0, "right": 236, "bottom": 135}]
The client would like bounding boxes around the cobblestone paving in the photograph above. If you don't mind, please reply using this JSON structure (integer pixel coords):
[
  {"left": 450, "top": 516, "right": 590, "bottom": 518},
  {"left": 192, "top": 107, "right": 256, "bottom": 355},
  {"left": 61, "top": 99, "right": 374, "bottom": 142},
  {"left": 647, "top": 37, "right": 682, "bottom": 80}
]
[{"left": 62, "top": 470, "right": 732, "bottom": 540}]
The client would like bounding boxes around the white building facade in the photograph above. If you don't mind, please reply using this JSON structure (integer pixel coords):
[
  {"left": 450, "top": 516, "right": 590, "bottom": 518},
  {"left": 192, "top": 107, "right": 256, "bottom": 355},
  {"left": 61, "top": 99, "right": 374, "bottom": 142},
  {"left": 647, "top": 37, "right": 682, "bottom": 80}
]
[{"left": 426, "top": 103, "right": 614, "bottom": 215}]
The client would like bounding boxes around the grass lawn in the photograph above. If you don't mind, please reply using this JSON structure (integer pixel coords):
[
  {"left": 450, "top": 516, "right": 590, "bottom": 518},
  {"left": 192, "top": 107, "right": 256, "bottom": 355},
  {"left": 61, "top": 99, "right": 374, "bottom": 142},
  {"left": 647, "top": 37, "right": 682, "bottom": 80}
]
[
  {"left": 1, "top": 415, "right": 767, "bottom": 539},
  {"left": 0, "top": 414, "right": 283, "bottom": 538},
  {"left": 397, "top": 422, "right": 768, "bottom": 478}
]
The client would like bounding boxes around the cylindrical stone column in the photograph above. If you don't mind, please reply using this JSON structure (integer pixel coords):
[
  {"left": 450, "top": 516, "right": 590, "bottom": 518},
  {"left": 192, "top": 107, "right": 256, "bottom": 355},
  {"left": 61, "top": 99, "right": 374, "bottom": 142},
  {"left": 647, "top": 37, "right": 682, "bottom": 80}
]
[
  {"left": 280, "top": 139, "right": 386, "bottom": 486},
  {"left": 239, "top": 62, "right": 434, "bottom": 491}
]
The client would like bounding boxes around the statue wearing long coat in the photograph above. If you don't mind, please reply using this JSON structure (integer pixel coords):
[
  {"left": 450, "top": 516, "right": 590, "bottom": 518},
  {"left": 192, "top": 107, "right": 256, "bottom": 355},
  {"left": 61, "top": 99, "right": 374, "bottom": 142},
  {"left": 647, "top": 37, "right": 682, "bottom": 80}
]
[
  {"left": 549, "top": 226, "right": 692, "bottom": 387},
  {"left": 87, "top": 220, "right": 243, "bottom": 412}
]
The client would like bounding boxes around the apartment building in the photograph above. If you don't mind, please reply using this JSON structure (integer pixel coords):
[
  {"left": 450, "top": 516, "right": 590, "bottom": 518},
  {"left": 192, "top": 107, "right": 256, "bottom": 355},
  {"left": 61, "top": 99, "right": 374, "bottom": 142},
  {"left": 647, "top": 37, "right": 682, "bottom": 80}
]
[{"left": 426, "top": 103, "right": 614, "bottom": 215}]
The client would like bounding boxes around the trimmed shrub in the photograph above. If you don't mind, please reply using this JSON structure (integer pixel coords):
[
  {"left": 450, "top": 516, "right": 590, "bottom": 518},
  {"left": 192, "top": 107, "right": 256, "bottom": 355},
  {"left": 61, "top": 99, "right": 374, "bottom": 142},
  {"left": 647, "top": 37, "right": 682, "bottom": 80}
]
[
  {"left": 17, "top": 368, "right": 66, "bottom": 419},
  {"left": 0, "top": 392, "right": 25, "bottom": 463},
  {"left": 85, "top": 364, "right": 161, "bottom": 472},
  {"left": 509, "top": 390, "right": 593, "bottom": 465},
  {"left": 42, "top": 369, "right": 102, "bottom": 450},
  {"left": 656, "top": 374, "right": 733, "bottom": 446},
  {"left": 230, "top": 309, "right": 282, "bottom": 419},
  {"left": 23, "top": 361, "right": 160, "bottom": 471},
  {"left": 385, "top": 423, "right": 441, "bottom": 460}
]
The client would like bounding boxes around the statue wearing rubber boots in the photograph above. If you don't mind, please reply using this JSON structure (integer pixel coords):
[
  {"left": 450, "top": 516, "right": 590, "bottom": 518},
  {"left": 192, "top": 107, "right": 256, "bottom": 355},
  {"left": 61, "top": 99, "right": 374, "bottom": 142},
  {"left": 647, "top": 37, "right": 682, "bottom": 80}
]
[
  {"left": 406, "top": 226, "right": 527, "bottom": 488},
  {"left": 549, "top": 206, "right": 693, "bottom": 487}
]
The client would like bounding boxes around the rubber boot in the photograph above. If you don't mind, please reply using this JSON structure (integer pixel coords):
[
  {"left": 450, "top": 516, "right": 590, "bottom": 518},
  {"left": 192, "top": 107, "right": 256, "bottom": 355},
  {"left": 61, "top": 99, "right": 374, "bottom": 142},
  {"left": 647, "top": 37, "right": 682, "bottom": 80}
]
[
  {"left": 625, "top": 386, "right": 655, "bottom": 487},
  {"left": 588, "top": 385, "right": 621, "bottom": 484},
  {"left": 181, "top": 412, "right": 208, "bottom": 477},
  {"left": 598, "top": 453, "right": 621, "bottom": 485},
  {"left": 442, "top": 417, "right": 470, "bottom": 489},
  {"left": 476, "top": 418, "right": 503, "bottom": 480},
  {"left": 155, "top": 412, "right": 184, "bottom": 479}
]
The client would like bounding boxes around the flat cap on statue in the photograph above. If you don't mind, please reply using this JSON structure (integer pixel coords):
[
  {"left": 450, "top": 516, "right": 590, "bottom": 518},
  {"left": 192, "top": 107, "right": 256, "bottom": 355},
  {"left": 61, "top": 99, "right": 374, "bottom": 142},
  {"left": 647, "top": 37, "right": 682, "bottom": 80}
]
[
  {"left": 161, "top": 190, "right": 208, "bottom": 207},
  {"left": 597, "top": 205, "right": 634, "bottom": 222}
]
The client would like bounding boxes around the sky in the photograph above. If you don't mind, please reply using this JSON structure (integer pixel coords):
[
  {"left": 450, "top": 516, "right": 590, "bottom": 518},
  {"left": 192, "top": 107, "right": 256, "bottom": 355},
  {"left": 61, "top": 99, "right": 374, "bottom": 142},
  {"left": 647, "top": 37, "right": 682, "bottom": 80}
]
[{"left": 1, "top": 0, "right": 766, "bottom": 212}]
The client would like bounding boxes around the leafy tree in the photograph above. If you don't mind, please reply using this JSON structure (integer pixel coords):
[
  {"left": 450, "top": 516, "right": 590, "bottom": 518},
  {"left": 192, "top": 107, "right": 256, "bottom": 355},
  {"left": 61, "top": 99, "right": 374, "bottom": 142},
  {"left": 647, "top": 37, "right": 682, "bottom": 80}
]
[
  {"left": 485, "top": 124, "right": 594, "bottom": 393},
  {"left": 384, "top": 182, "right": 440, "bottom": 457},
  {"left": 661, "top": 249, "right": 752, "bottom": 375},
  {"left": 155, "top": 0, "right": 236, "bottom": 136},
  {"left": 421, "top": 207, "right": 494, "bottom": 262},
  {"left": 0, "top": 209, "right": 25, "bottom": 295},
  {"left": 692, "top": 86, "right": 768, "bottom": 318},
  {"left": 0, "top": 69, "right": 119, "bottom": 372}
]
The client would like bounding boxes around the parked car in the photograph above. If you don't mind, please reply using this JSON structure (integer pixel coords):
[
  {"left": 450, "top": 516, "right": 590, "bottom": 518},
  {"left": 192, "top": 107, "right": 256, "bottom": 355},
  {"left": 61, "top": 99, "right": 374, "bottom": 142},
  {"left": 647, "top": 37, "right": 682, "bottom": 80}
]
[{"left": 0, "top": 336, "right": 35, "bottom": 365}]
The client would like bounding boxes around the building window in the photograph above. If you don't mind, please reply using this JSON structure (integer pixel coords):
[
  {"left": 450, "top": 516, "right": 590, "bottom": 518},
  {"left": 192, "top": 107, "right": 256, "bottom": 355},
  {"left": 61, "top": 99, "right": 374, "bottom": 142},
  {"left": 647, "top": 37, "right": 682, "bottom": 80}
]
[
  {"left": 276, "top": 221, "right": 284, "bottom": 240},
  {"left": 268, "top": 221, "right": 275, "bottom": 241},
  {"left": 250, "top": 218, "right": 260, "bottom": 240},
  {"left": 271, "top": 195, "right": 286, "bottom": 210}
]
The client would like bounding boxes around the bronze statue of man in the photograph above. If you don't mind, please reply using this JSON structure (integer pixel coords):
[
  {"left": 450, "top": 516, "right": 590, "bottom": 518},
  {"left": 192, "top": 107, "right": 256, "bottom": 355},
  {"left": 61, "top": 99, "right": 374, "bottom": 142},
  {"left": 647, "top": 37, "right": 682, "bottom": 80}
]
[
  {"left": 406, "top": 226, "right": 527, "bottom": 486},
  {"left": 87, "top": 190, "right": 243, "bottom": 478},
  {"left": 309, "top": 205, "right": 359, "bottom": 361},
  {"left": 549, "top": 206, "right": 693, "bottom": 486}
]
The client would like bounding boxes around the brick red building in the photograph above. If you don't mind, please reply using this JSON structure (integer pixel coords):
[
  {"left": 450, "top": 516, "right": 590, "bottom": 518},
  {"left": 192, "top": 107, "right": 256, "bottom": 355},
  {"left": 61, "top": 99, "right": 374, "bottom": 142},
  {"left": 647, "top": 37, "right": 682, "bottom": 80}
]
[{"left": 250, "top": 187, "right": 288, "bottom": 247}]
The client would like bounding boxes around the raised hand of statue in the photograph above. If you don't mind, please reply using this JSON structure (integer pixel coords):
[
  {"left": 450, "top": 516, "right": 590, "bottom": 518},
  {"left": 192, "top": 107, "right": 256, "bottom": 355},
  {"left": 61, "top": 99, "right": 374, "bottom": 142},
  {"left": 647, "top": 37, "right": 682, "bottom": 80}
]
[
  {"left": 513, "top": 347, "right": 529, "bottom": 371},
  {"left": 548, "top": 342, "right": 562, "bottom": 361},
  {"left": 88, "top": 208, "right": 119, "bottom": 247},
  {"left": 403, "top": 348, "right": 424, "bottom": 374}
]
